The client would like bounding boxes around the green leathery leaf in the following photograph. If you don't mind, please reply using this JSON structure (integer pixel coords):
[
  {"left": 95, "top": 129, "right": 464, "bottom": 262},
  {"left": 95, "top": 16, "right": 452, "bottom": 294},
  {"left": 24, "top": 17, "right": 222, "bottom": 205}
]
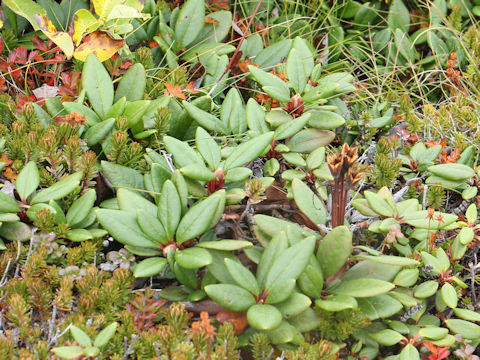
[
  {"left": 264, "top": 236, "right": 316, "bottom": 289},
  {"left": 445, "top": 319, "right": 480, "bottom": 340},
  {"left": 197, "top": 240, "right": 253, "bottom": 251},
  {"left": 291, "top": 178, "right": 326, "bottom": 227},
  {"left": 96, "top": 209, "right": 157, "bottom": 248},
  {"left": 176, "top": 190, "right": 225, "bottom": 243},
  {"left": 308, "top": 110, "right": 345, "bottom": 130},
  {"left": 428, "top": 163, "right": 475, "bottom": 181},
  {"left": 204, "top": 284, "right": 256, "bottom": 311},
  {"left": 195, "top": 127, "right": 221, "bottom": 169},
  {"left": 276, "top": 293, "right": 312, "bottom": 319},
  {"left": 265, "top": 320, "right": 298, "bottom": 345},
  {"left": 114, "top": 63, "right": 145, "bottom": 102},
  {"left": 330, "top": 278, "right": 395, "bottom": 297},
  {"left": 66, "top": 228, "right": 93, "bottom": 241},
  {"left": 370, "top": 329, "right": 403, "bottom": 346},
  {"left": 354, "top": 254, "right": 419, "bottom": 266},
  {"left": 388, "top": 0, "right": 410, "bottom": 31},
  {"left": 81, "top": 54, "right": 113, "bottom": 118},
  {"left": 248, "top": 65, "right": 290, "bottom": 103},
  {"left": 274, "top": 113, "right": 310, "bottom": 140},
  {"left": 182, "top": 100, "right": 228, "bottom": 135},
  {"left": 134, "top": 257, "right": 167, "bottom": 278},
  {"left": 16, "top": 162, "right": 41, "bottom": 201},
  {"left": 453, "top": 308, "right": 480, "bottom": 322},
  {"left": 225, "top": 258, "right": 259, "bottom": 295},
  {"left": 70, "top": 325, "right": 92, "bottom": 346},
  {"left": 266, "top": 278, "right": 296, "bottom": 304},
  {"left": 246, "top": 98, "right": 269, "bottom": 135},
  {"left": 413, "top": 280, "right": 439, "bottom": 298},
  {"left": 256, "top": 232, "right": 288, "bottom": 287},
  {"left": 364, "top": 190, "right": 395, "bottom": 217},
  {"left": 180, "top": 164, "right": 216, "bottom": 181},
  {"left": 224, "top": 167, "right": 252, "bottom": 182},
  {"left": 224, "top": 132, "right": 274, "bottom": 170},
  {"left": 137, "top": 209, "right": 168, "bottom": 244},
  {"left": 123, "top": 100, "right": 150, "bottom": 133},
  {"left": 164, "top": 135, "right": 205, "bottom": 168},
  {"left": 220, "top": 88, "right": 246, "bottom": 134},
  {"left": 175, "top": 247, "right": 212, "bottom": 269},
  {"left": 247, "top": 304, "right": 282, "bottom": 330},
  {"left": 157, "top": 180, "right": 181, "bottom": 240},
  {"left": 52, "top": 346, "right": 84, "bottom": 359},
  {"left": 66, "top": 189, "right": 96, "bottom": 226},
  {"left": 101, "top": 161, "right": 144, "bottom": 193},
  {"left": 286, "top": 48, "right": 307, "bottom": 93},
  {"left": 418, "top": 327, "right": 448, "bottom": 340},
  {"left": 357, "top": 294, "right": 403, "bottom": 319},
  {"left": 175, "top": 0, "right": 205, "bottom": 48},
  {"left": 286, "top": 129, "right": 335, "bottom": 153},
  {"left": 30, "top": 172, "right": 83, "bottom": 204},
  {"left": 0, "top": 191, "right": 19, "bottom": 213},
  {"left": 441, "top": 283, "right": 458, "bottom": 308},
  {"left": 317, "top": 225, "right": 352, "bottom": 278},
  {"left": 117, "top": 188, "right": 157, "bottom": 215},
  {"left": 85, "top": 118, "right": 115, "bottom": 146},
  {"left": 394, "top": 268, "right": 419, "bottom": 287},
  {"left": 94, "top": 322, "right": 118, "bottom": 348},
  {"left": 315, "top": 294, "right": 357, "bottom": 312},
  {"left": 298, "top": 257, "right": 324, "bottom": 298}
]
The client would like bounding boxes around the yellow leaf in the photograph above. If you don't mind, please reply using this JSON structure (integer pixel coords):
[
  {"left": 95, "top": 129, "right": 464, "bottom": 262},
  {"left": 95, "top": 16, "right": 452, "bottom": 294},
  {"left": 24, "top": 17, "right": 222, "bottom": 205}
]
[
  {"left": 73, "top": 30, "right": 125, "bottom": 62},
  {"left": 72, "top": 9, "right": 100, "bottom": 46},
  {"left": 34, "top": 14, "right": 74, "bottom": 58},
  {"left": 92, "top": 0, "right": 122, "bottom": 19}
]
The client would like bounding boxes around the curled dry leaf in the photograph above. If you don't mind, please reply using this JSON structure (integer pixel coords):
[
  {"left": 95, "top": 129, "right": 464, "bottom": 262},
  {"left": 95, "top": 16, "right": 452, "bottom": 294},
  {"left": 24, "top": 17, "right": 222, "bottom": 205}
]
[{"left": 73, "top": 31, "right": 125, "bottom": 62}]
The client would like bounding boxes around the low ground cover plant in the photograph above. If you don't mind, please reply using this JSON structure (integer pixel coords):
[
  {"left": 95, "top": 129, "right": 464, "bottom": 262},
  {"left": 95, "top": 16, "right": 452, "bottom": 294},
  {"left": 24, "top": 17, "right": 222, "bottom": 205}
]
[{"left": 1, "top": 0, "right": 480, "bottom": 359}]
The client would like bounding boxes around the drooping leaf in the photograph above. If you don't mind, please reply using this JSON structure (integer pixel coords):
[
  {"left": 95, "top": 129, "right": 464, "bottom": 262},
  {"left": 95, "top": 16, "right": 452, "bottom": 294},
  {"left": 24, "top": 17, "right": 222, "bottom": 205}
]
[
  {"left": 74, "top": 30, "right": 125, "bottom": 62},
  {"left": 34, "top": 14, "right": 74, "bottom": 58}
]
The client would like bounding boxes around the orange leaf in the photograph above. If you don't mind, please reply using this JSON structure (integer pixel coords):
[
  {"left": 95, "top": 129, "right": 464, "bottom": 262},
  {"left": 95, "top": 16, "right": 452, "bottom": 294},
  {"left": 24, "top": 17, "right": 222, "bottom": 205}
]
[
  {"left": 164, "top": 82, "right": 186, "bottom": 100},
  {"left": 73, "top": 30, "right": 125, "bottom": 62},
  {"left": 215, "top": 309, "right": 248, "bottom": 335}
]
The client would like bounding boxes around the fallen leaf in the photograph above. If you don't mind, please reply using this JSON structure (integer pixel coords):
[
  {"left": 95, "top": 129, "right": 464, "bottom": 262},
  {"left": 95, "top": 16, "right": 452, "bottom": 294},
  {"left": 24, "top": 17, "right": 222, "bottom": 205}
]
[
  {"left": 32, "top": 84, "right": 59, "bottom": 100},
  {"left": 73, "top": 30, "right": 125, "bottom": 62},
  {"left": 34, "top": 14, "right": 74, "bottom": 58},
  {"left": 215, "top": 309, "right": 248, "bottom": 335}
]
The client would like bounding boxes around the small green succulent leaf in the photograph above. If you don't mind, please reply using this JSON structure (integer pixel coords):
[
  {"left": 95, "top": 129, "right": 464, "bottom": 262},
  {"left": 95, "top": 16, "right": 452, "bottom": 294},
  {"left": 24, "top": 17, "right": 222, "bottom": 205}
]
[{"left": 364, "top": 190, "right": 395, "bottom": 217}]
